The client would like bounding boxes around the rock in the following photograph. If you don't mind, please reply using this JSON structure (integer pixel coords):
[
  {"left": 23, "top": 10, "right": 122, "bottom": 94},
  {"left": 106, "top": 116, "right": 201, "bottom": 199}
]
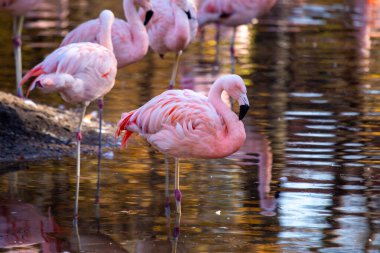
[{"left": 0, "top": 91, "right": 116, "bottom": 162}]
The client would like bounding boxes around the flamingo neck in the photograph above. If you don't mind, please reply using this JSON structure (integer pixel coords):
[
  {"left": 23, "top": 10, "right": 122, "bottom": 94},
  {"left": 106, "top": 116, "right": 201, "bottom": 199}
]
[
  {"left": 123, "top": 0, "right": 141, "bottom": 26},
  {"left": 168, "top": 3, "right": 191, "bottom": 51},
  {"left": 99, "top": 15, "right": 114, "bottom": 51},
  {"left": 208, "top": 80, "right": 238, "bottom": 137}
]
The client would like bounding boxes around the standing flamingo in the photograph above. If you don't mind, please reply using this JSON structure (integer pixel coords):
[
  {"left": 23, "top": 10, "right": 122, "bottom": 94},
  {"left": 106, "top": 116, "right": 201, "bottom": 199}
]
[
  {"left": 144, "top": 0, "right": 198, "bottom": 89},
  {"left": 116, "top": 74, "right": 250, "bottom": 214},
  {"left": 0, "top": 0, "right": 42, "bottom": 97},
  {"left": 60, "top": 0, "right": 154, "bottom": 201},
  {"left": 19, "top": 10, "right": 118, "bottom": 218},
  {"left": 60, "top": 0, "right": 154, "bottom": 68},
  {"left": 197, "top": 0, "right": 277, "bottom": 68}
]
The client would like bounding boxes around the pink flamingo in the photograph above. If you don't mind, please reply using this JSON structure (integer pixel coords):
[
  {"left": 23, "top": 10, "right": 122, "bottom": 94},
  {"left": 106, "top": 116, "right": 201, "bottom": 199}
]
[
  {"left": 197, "top": 0, "right": 277, "bottom": 60},
  {"left": 116, "top": 74, "right": 250, "bottom": 214},
  {"left": 0, "top": 0, "right": 42, "bottom": 97},
  {"left": 60, "top": 0, "right": 154, "bottom": 69},
  {"left": 144, "top": 0, "right": 198, "bottom": 89},
  {"left": 19, "top": 10, "right": 117, "bottom": 218}
]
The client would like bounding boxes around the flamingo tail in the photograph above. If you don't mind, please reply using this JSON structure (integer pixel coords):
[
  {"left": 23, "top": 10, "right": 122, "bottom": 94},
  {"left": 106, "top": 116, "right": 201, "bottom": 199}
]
[
  {"left": 19, "top": 64, "right": 44, "bottom": 97},
  {"left": 115, "top": 111, "right": 135, "bottom": 148}
]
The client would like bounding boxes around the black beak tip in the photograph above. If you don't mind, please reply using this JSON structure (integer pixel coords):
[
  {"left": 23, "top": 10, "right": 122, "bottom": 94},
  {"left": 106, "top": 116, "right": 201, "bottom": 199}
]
[
  {"left": 185, "top": 10, "right": 192, "bottom": 20},
  {"left": 144, "top": 10, "right": 154, "bottom": 26},
  {"left": 239, "top": 104, "right": 250, "bottom": 120}
]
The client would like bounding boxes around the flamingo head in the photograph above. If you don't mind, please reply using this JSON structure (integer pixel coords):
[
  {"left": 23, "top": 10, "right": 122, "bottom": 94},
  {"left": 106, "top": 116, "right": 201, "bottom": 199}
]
[{"left": 223, "top": 74, "right": 250, "bottom": 120}]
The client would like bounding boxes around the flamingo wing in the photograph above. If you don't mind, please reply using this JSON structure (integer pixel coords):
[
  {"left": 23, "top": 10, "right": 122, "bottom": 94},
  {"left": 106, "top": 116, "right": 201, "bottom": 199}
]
[
  {"left": 20, "top": 42, "right": 117, "bottom": 99},
  {"left": 117, "top": 89, "right": 225, "bottom": 147}
]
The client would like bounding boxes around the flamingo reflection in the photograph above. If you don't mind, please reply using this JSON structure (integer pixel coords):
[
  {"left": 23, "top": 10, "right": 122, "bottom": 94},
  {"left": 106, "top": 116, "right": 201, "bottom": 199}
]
[{"left": 0, "top": 202, "right": 62, "bottom": 252}]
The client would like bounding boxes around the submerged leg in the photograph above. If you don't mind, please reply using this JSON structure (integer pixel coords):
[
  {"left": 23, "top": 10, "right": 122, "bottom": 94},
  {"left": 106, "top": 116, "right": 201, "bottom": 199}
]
[
  {"left": 13, "top": 15, "right": 24, "bottom": 97},
  {"left": 230, "top": 27, "right": 237, "bottom": 74},
  {"left": 73, "top": 218, "right": 82, "bottom": 252},
  {"left": 95, "top": 98, "right": 104, "bottom": 205},
  {"left": 165, "top": 155, "right": 170, "bottom": 217},
  {"left": 172, "top": 212, "right": 181, "bottom": 253},
  {"left": 74, "top": 104, "right": 88, "bottom": 219},
  {"left": 168, "top": 50, "right": 183, "bottom": 90},
  {"left": 174, "top": 158, "right": 182, "bottom": 214}
]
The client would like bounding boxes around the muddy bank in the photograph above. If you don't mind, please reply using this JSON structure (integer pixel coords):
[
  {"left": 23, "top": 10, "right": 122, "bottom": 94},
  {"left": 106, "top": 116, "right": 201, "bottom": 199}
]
[{"left": 0, "top": 91, "right": 116, "bottom": 162}]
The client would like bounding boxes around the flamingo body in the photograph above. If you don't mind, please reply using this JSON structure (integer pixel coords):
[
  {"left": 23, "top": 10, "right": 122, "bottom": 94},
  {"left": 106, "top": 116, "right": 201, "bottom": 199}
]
[
  {"left": 60, "top": 0, "right": 152, "bottom": 68},
  {"left": 23, "top": 42, "right": 117, "bottom": 104},
  {"left": 116, "top": 74, "right": 249, "bottom": 159},
  {"left": 197, "top": 0, "right": 277, "bottom": 27}
]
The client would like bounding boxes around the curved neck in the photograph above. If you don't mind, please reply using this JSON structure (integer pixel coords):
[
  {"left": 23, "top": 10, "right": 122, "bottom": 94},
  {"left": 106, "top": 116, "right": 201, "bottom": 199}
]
[
  {"left": 208, "top": 81, "right": 238, "bottom": 135},
  {"left": 99, "top": 17, "right": 113, "bottom": 51}
]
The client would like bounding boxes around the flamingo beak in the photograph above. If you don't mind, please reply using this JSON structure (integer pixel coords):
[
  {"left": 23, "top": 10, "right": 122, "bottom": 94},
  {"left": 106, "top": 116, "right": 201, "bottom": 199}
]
[
  {"left": 144, "top": 10, "right": 154, "bottom": 26},
  {"left": 238, "top": 94, "right": 250, "bottom": 120}
]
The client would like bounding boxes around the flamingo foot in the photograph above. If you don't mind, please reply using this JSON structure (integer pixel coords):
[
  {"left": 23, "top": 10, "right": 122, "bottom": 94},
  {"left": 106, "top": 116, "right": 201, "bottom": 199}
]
[
  {"left": 98, "top": 99, "right": 104, "bottom": 110},
  {"left": 76, "top": 132, "right": 82, "bottom": 141},
  {"left": 12, "top": 36, "right": 21, "bottom": 48},
  {"left": 173, "top": 226, "right": 180, "bottom": 238},
  {"left": 175, "top": 189, "right": 182, "bottom": 202},
  {"left": 175, "top": 189, "right": 182, "bottom": 214}
]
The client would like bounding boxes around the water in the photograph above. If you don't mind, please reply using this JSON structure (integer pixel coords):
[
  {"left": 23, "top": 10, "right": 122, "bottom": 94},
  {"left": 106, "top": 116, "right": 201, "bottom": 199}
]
[{"left": 1, "top": 0, "right": 380, "bottom": 252}]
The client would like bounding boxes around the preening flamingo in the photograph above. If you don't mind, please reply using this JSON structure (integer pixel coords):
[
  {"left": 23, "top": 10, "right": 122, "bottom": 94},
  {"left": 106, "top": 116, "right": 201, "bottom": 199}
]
[
  {"left": 116, "top": 74, "right": 250, "bottom": 214},
  {"left": 60, "top": 0, "right": 154, "bottom": 69},
  {"left": 20, "top": 10, "right": 118, "bottom": 218},
  {"left": 197, "top": 0, "right": 277, "bottom": 63},
  {"left": 144, "top": 0, "right": 198, "bottom": 89},
  {"left": 0, "top": 0, "right": 42, "bottom": 97}
]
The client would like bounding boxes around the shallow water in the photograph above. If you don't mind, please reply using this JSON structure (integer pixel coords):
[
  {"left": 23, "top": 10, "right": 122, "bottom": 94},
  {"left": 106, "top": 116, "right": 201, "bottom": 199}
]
[{"left": 1, "top": 0, "right": 380, "bottom": 252}]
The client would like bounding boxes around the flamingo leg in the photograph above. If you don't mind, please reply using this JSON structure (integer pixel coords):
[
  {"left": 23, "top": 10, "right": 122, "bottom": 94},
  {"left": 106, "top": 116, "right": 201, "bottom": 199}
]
[
  {"left": 73, "top": 217, "right": 82, "bottom": 252},
  {"left": 174, "top": 158, "right": 182, "bottom": 214},
  {"left": 230, "top": 27, "right": 237, "bottom": 74},
  {"left": 214, "top": 23, "right": 221, "bottom": 69},
  {"left": 74, "top": 104, "right": 88, "bottom": 219},
  {"left": 168, "top": 50, "right": 183, "bottom": 90},
  {"left": 172, "top": 212, "right": 181, "bottom": 253},
  {"left": 165, "top": 155, "right": 170, "bottom": 217},
  {"left": 13, "top": 15, "right": 24, "bottom": 97},
  {"left": 95, "top": 98, "right": 104, "bottom": 205}
]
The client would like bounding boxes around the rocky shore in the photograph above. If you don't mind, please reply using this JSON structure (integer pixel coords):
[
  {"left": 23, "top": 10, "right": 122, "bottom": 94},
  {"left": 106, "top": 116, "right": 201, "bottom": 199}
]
[{"left": 0, "top": 91, "right": 116, "bottom": 162}]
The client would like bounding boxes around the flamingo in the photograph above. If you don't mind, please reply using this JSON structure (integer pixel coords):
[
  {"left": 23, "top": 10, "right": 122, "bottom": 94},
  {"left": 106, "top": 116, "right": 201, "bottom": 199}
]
[
  {"left": 60, "top": 0, "right": 154, "bottom": 69},
  {"left": 60, "top": 0, "right": 153, "bottom": 201},
  {"left": 19, "top": 10, "right": 118, "bottom": 218},
  {"left": 116, "top": 74, "right": 250, "bottom": 214},
  {"left": 0, "top": 0, "right": 42, "bottom": 97},
  {"left": 144, "top": 0, "right": 198, "bottom": 89},
  {"left": 197, "top": 0, "right": 277, "bottom": 65}
]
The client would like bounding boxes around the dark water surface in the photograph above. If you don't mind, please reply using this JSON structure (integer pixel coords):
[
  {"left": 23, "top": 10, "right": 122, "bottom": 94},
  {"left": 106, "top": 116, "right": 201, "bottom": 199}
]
[{"left": 1, "top": 0, "right": 380, "bottom": 252}]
